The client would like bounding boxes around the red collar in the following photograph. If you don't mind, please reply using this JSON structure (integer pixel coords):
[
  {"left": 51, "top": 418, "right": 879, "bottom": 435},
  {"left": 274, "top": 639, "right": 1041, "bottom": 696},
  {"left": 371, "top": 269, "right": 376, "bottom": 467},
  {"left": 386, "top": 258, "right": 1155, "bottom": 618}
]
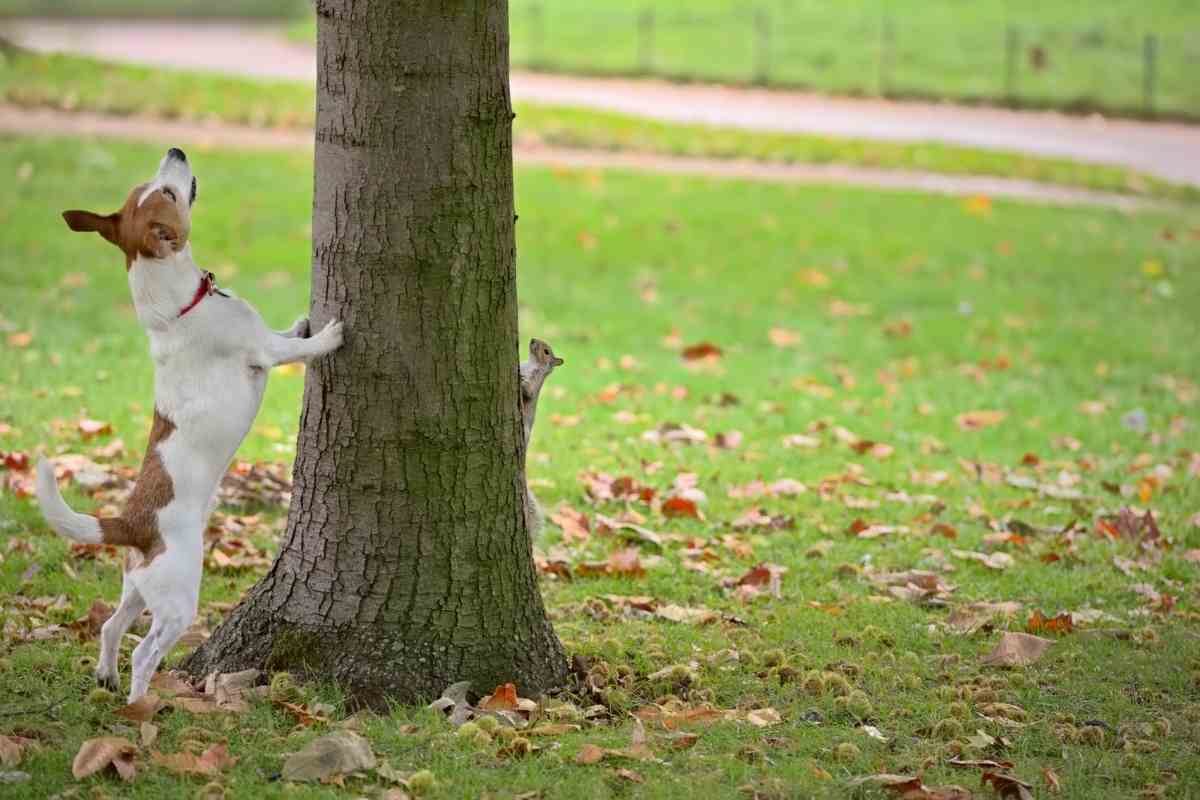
[{"left": 178, "top": 271, "right": 218, "bottom": 318}]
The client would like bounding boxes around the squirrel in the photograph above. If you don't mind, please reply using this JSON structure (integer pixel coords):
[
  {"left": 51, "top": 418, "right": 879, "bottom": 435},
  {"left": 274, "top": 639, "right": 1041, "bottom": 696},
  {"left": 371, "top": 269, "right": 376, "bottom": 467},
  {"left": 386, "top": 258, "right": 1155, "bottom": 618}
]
[{"left": 519, "top": 338, "right": 563, "bottom": 534}]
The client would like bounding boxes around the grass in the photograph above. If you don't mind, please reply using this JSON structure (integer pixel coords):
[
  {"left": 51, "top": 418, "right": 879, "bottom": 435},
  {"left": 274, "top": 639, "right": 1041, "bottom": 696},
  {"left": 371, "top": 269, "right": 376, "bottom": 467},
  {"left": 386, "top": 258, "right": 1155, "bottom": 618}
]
[
  {"left": 2, "top": 0, "right": 1196, "bottom": 117},
  {"left": 0, "top": 0, "right": 303, "bottom": 17},
  {"left": 2, "top": 135, "right": 1200, "bottom": 799},
  {"left": 2, "top": 48, "right": 1196, "bottom": 205},
  {"left": 294, "top": 0, "right": 1200, "bottom": 120}
]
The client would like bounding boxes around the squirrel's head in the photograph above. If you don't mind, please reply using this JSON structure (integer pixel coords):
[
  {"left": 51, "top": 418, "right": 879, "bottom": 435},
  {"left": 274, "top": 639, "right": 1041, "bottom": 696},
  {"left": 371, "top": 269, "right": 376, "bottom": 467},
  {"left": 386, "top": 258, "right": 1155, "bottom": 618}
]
[{"left": 529, "top": 338, "right": 564, "bottom": 369}]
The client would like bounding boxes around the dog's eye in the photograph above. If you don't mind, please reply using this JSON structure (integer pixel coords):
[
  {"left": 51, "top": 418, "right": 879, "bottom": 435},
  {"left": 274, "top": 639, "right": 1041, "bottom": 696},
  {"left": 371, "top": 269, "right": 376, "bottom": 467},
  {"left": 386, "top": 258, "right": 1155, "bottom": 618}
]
[{"left": 162, "top": 187, "right": 177, "bottom": 202}]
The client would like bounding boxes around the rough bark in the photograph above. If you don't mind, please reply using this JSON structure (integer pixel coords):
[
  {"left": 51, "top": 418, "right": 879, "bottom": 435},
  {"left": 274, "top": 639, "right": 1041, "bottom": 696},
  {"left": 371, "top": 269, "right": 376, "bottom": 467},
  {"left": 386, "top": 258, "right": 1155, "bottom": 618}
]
[{"left": 182, "top": 0, "right": 568, "bottom": 707}]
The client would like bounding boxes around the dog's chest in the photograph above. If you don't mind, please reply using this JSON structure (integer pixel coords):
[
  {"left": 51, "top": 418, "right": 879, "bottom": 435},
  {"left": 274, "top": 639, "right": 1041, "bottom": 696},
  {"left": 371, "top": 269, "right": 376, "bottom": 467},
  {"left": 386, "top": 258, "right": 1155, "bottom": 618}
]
[{"left": 147, "top": 297, "right": 270, "bottom": 442}]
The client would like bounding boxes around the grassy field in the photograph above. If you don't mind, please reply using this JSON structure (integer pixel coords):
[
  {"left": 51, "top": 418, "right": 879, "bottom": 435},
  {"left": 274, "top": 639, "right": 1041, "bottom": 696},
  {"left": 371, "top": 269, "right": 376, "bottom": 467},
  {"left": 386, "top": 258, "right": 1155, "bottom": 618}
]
[
  {"left": 2, "top": 49, "right": 1196, "bottom": 205},
  {"left": 1, "top": 135, "right": 1199, "bottom": 799},
  {"left": 2, "top": 0, "right": 1196, "bottom": 116},
  {"left": 291, "top": 0, "right": 1200, "bottom": 119}
]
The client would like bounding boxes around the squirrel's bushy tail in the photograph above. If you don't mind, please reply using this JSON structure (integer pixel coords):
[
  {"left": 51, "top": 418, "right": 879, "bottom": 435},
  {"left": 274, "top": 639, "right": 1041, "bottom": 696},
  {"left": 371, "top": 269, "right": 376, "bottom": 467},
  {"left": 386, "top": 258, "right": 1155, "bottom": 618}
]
[{"left": 36, "top": 460, "right": 103, "bottom": 544}]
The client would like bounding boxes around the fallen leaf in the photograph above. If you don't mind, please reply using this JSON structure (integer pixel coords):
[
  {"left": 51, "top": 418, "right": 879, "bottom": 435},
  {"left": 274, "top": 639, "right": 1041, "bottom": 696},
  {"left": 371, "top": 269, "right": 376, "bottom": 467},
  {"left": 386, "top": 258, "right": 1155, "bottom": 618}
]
[
  {"left": 1026, "top": 610, "right": 1074, "bottom": 635},
  {"left": 72, "top": 737, "right": 137, "bottom": 781},
  {"left": 1042, "top": 767, "right": 1061, "bottom": 793},
  {"left": 151, "top": 743, "right": 237, "bottom": 776},
  {"left": 662, "top": 496, "right": 700, "bottom": 519},
  {"left": 981, "top": 633, "right": 1052, "bottom": 667},
  {"left": 981, "top": 771, "right": 1034, "bottom": 799},
  {"left": 281, "top": 731, "right": 376, "bottom": 782},
  {"left": 956, "top": 410, "right": 1007, "bottom": 431},
  {"left": 77, "top": 419, "right": 113, "bottom": 439},
  {"left": 681, "top": 342, "right": 722, "bottom": 361},
  {"left": 575, "top": 743, "right": 605, "bottom": 765},
  {"left": 768, "top": 327, "right": 801, "bottom": 348},
  {"left": 479, "top": 683, "right": 519, "bottom": 712},
  {"left": 115, "top": 693, "right": 161, "bottom": 723}
]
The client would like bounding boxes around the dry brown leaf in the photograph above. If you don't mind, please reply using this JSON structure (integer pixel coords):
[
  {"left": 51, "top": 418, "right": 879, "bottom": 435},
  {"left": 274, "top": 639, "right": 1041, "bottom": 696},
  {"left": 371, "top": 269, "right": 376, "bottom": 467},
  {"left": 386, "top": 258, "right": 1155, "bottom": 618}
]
[
  {"left": 680, "top": 342, "right": 722, "bottom": 361},
  {"left": 479, "top": 683, "right": 519, "bottom": 712},
  {"left": 982, "top": 771, "right": 1034, "bottom": 799},
  {"left": 1026, "top": 610, "right": 1074, "bottom": 635},
  {"left": 72, "top": 736, "right": 137, "bottom": 781},
  {"left": 956, "top": 410, "right": 1007, "bottom": 431},
  {"left": 281, "top": 731, "right": 376, "bottom": 782},
  {"left": 1042, "top": 767, "right": 1062, "bottom": 793},
  {"left": 77, "top": 419, "right": 113, "bottom": 439},
  {"left": 115, "top": 693, "right": 162, "bottom": 723},
  {"left": 981, "top": 632, "right": 1052, "bottom": 667},
  {"left": 151, "top": 743, "right": 237, "bottom": 776}
]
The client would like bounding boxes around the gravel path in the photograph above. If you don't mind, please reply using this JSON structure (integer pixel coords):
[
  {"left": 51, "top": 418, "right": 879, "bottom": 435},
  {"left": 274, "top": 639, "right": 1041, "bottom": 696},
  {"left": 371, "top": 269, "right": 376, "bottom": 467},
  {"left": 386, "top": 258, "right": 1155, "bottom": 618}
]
[
  {"left": 2, "top": 18, "right": 1198, "bottom": 187},
  {"left": 0, "top": 105, "right": 1166, "bottom": 212}
]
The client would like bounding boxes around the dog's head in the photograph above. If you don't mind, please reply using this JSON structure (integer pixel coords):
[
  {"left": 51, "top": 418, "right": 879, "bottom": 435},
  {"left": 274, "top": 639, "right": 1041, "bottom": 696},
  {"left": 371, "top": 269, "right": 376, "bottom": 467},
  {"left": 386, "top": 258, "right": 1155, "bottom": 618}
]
[{"left": 62, "top": 147, "right": 198, "bottom": 269}]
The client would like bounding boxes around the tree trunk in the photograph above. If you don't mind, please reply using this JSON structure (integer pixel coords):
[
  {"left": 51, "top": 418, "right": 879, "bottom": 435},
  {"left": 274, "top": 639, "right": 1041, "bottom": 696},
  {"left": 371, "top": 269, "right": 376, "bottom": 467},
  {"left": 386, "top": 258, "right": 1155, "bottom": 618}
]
[{"left": 182, "top": 0, "right": 568, "bottom": 707}]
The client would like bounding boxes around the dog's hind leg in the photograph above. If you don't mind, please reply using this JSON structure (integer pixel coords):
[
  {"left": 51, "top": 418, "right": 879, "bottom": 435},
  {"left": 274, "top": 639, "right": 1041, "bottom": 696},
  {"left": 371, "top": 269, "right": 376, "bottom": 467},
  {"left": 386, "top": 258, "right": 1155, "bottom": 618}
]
[
  {"left": 126, "top": 557, "right": 200, "bottom": 703},
  {"left": 128, "top": 605, "right": 192, "bottom": 704},
  {"left": 96, "top": 578, "right": 146, "bottom": 692}
]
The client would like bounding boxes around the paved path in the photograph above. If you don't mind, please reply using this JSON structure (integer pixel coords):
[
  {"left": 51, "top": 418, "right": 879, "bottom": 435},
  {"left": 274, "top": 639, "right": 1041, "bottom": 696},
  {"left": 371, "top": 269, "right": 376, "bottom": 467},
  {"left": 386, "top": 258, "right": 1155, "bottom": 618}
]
[
  {"left": 0, "top": 105, "right": 1166, "bottom": 212},
  {"left": 3, "top": 18, "right": 1198, "bottom": 187}
]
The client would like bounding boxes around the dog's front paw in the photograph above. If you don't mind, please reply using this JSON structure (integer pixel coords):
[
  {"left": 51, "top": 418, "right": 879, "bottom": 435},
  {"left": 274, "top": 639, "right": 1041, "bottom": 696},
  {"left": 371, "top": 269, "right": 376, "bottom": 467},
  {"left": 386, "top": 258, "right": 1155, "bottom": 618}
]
[
  {"left": 317, "top": 319, "right": 345, "bottom": 353},
  {"left": 95, "top": 669, "right": 120, "bottom": 692}
]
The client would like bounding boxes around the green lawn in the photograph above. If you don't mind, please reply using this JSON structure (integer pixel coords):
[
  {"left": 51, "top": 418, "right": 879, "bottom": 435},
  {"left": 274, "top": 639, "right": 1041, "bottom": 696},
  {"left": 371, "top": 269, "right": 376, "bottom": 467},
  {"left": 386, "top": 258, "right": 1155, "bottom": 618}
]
[
  {"left": 3, "top": 49, "right": 1196, "bottom": 205},
  {"left": 295, "top": 0, "right": 1200, "bottom": 119},
  {"left": 1, "top": 135, "right": 1199, "bottom": 799}
]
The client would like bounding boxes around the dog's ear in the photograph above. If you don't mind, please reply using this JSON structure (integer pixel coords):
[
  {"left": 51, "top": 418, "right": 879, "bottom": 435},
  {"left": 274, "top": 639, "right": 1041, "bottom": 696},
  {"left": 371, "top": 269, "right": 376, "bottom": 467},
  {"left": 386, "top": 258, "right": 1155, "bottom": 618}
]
[
  {"left": 142, "top": 222, "right": 179, "bottom": 260},
  {"left": 63, "top": 210, "right": 121, "bottom": 247}
]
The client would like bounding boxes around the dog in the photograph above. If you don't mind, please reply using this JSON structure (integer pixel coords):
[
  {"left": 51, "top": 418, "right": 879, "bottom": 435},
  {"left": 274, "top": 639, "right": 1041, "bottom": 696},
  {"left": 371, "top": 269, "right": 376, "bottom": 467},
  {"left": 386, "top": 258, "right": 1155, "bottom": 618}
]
[{"left": 36, "top": 147, "right": 344, "bottom": 703}]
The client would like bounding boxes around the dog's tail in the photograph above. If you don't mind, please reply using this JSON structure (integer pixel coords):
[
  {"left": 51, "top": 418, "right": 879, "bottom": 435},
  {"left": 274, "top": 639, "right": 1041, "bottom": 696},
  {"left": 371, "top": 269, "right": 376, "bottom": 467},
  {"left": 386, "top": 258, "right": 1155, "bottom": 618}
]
[{"left": 36, "top": 460, "right": 103, "bottom": 544}]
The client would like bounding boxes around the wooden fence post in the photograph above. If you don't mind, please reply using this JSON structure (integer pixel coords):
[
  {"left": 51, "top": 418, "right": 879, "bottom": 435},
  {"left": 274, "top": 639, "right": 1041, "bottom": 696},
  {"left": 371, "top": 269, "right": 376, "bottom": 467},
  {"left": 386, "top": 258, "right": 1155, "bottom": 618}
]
[
  {"left": 1005, "top": 25, "right": 1020, "bottom": 102},
  {"left": 754, "top": 9, "right": 771, "bottom": 84},
  {"left": 638, "top": 9, "right": 655, "bottom": 74},
  {"left": 877, "top": 15, "right": 895, "bottom": 95},
  {"left": 1143, "top": 34, "right": 1158, "bottom": 114}
]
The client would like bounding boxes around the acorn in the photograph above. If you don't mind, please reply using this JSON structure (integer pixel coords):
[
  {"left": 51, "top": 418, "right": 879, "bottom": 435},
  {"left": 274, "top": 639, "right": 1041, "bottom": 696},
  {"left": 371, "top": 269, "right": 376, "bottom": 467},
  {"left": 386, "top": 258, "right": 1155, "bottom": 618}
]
[
  {"left": 972, "top": 688, "right": 999, "bottom": 704},
  {"left": 932, "top": 719, "right": 964, "bottom": 740},
  {"left": 801, "top": 672, "right": 826, "bottom": 696},
  {"left": 823, "top": 672, "right": 852, "bottom": 697},
  {"left": 833, "top": 742, "right": 861, "bottom": 761},
  {"left": 195, "top": 783, "right": 226, "bottom": 800},
  {"left": 408, "top": 769, "right": 436, "bottom": 794},
  {"left": 847, "top": 690, "right": 872, "bottom": 718},
  {"left": 1053, "top": 723, "right": 1079, "bottom": 744},
  {"left": 762, "top": 649, "right": 786, "bottom": 668},
  {"left": 269, "top": 672, "right": 299, "bottom": 703},
  {"left": 87, "top": 687, "right": 114, "bottom": 704}
]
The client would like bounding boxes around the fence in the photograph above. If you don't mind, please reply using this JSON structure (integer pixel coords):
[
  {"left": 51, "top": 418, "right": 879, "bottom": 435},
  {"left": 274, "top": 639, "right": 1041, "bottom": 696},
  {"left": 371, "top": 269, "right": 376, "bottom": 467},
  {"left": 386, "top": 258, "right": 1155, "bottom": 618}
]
[{"left": 510, "top": 5, "right": 1200, "bottom": 120}]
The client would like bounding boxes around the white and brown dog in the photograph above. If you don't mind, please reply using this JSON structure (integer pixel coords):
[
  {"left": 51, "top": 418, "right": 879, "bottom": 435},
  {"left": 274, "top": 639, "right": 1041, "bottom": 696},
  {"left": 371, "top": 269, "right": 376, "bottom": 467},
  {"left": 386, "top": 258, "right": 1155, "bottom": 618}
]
[{"left": 36, "top": 148, "right": 343, "bottom": 703}]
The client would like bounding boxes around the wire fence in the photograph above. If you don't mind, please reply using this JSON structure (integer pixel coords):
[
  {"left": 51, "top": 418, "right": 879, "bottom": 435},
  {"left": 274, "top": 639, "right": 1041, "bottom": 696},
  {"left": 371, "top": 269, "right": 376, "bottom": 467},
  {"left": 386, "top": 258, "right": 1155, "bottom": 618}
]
[{"left": 510, "top": 4, "right": 1200, "bottom": 120}]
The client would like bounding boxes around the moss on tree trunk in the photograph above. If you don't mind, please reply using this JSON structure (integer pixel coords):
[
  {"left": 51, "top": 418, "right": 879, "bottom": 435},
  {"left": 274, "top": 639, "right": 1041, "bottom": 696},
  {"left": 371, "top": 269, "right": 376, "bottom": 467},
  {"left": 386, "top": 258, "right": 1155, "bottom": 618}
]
[{"left": 181, "top": 0, "right": 568, "bottom": 707}]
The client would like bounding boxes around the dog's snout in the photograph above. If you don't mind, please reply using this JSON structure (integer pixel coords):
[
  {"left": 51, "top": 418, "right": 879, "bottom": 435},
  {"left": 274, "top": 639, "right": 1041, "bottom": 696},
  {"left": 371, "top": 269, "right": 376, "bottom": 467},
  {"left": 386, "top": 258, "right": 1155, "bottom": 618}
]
[{"left": 167, "top": 147, "right": 187, "bottom": 163}]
